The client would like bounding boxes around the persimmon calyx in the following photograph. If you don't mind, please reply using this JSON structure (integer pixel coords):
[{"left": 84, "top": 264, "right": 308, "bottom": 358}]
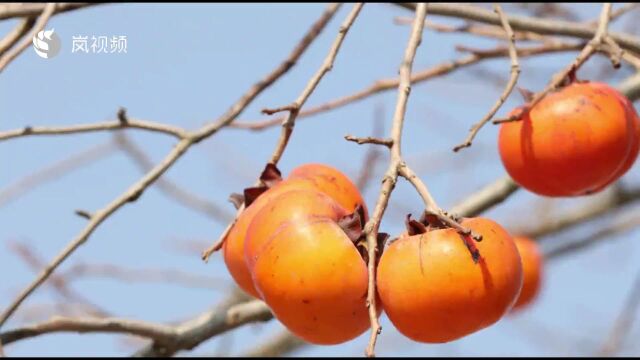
[
  {"left": 260, "top": 163, "right": 283, "bottom": 187},
  {"left": 406, "top": 212, "right": 482, "bottom": 264}
]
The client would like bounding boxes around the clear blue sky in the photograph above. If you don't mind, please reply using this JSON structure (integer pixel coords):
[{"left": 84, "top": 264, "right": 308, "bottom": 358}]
[{"left": 1, "top": 3, "right": 639, "bottom": 356}]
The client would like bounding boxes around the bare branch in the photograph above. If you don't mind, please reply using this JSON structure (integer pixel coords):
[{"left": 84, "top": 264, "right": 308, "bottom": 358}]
[
  {"left": 493, "top": 3, "right": 617, "bottom": 125},
  {"left": 344, "top": 135, "right": 393, "bottom": 148},
  {"left": 394, "top": 17, "right": 549, "bottom": 42},
  {"left": 355, "top": 104, "right": 386, "bottom": 192},
  {"left": 453, "top": 4, "right": 520, "bottom": 152},
  {"left": 0, "top": 3, "right": 56, "bottom": 74},
  {"left": 0, "top": 3, "right": 103, "bottom": 20},
  {"left": 201, "top": 3, "right": 362, "bottom": 260},
  {"left": 396, "top": 3, "right": 640, "bottom": 55},
  {"left": 0, "top": 1, "right": 338, "bottom": 331},
  {"left": 0, "top": 17, "right": 36, "bottom": 56},
  {"left": 133, "top": 293, "right": 273, "bottom": 357},
  {"left": 267, "top": 3, "right": 363, "bottom": 165},
  {"left": 0, "top": 118, "right": 188, "bottom": 142},
  {"left": 232, "top": 41, "right": 583, "bottom": 131},
  {"left": 1, "top": 316, "right": 178, "bottom": 346},
  {"left": 357, "top": 4, "right": 428, "bottom": 356},
  {"left": 449, "top": 176, "right": 520, "bottom": 218}
]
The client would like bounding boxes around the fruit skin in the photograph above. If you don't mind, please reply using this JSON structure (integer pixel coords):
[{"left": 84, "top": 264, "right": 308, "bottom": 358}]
[
  {"left": 377, "top": 217, "right": 523, "bottom": 343},
  {"left": 224, "top": 163, "right": 368, "bottom": 299},
  {"left": 511, "top": 236, "right": 544, "bottom": 311},
  {"left": 590, "top": 88, "right": 640, "bottom": 192},
  {"left": 498, "top": 82, "right": 637, "bottom": 197},
  {"left": 244, "top": 189, "right": 349, "bottom": 273},
  {"left": 223, "top": 178, "right": 329, "bottom": 298},
  {"left": 250, "top": 190, "right": 376, "bottom": 345},
  {"left": 288, "top": 163, "right": 368, "bottom": 221}
]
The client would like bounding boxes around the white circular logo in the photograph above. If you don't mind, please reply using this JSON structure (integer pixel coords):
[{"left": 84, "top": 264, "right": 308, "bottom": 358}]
[{"left": 32, "top": 28, "right": 61, "bottom": 59}]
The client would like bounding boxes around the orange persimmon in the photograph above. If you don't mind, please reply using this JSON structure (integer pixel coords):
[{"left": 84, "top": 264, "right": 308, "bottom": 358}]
[
  {"left": 223, "top": 178, "right": 324, "bottom": 298},
  {"left": 498, "top": 81, "right": 638, "bottom": 197},
  {"left": 288, "top": 163, "right": 368, "bottom": 221},
  {"left": 511, "top": 236, "right": 544, "bottom": 311},
  {"left": 377, "top": 217, "right": 523, "bottom": 343},
  {"left": 223, "top": 163, "right": 368, "bottom": 299},
  {"left": 249, "top": 189, "right": 375, "bottom": 345}
]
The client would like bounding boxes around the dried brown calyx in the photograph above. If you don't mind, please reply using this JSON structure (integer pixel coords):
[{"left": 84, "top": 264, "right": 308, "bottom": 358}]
[
  {"left": 338, "top": 204, "right": 389, "bottom": 265},
  {"left": 228, "top": 163, "right": 284, "bottom": 209},
  {"left": 404, "top": 212, "right": 481, "bottom": 264}
]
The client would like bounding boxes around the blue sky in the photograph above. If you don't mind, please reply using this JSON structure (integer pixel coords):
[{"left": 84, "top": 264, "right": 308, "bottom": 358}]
[{"left": 1, "top": 3, "right": 640, "bottom": 356}]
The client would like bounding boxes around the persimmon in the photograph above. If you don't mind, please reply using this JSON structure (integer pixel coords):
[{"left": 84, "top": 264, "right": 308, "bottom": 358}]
[
  {"left": 377, "top": 217, "right": 523, "bottom": 343},
  {"left": 249, "top": 189, "right": 376, "bottom": 345},
  {"left": 498, "top": 81, "right": 638, "bottom": 197},
  {"left": 223, "top": 178, "right": 325, "bottom": 298},
  {"left": 590, "top": 87, "right": 640, "bottom": 192},
  {"left": 288, "top": 163, "right": 368, "bottom": 221},
  {"left": 511, "top": 236, "right": 544, "bottom": 311},
  {"left": 244, "top": 188, "right": 352, "bottom": 272},
  {"left": 223, "top": 163, "right": 368, "bottom": 299}
]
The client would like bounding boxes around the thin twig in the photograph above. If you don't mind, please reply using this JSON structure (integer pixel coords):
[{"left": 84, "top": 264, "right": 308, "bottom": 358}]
[
  {"left": 0, "top": 17, "right": 36, "bottom": 56},
  {"left": 453, "top": 4, "right": 520, "bottom": 152},
  {"left": 492, "top": 3, "right": 616, "bottom": 125},
  {"left": 344, "top": 135, "right": 393, "bottom": 148},
  {"left": 0, "top": 118, "right": 187, "bottom": 142},
  {"left": 0, "top": 3, "right": 56, "bottom": 73},
  {"left": 394, "top": 17, "right": 549, "bottom": 42},
  {"left": 359, "top": 4, "right": 428, "bottom": 356},
  {"left": 201, "top": 3, "right": 362, "bottom": 260},
  {"left": 0, "top": 3, "right": 102, "bottom": 20},
  {"left": 266, "top": 3, "right": 364, "bottom": 165},
  {"left": 355, "top": 104, "right": 386, "bottom": 192},
  {"left": 0, "top": 2, "right": 334, "bottom": 329},
  {"left": 395, "top": 3, "right": 640, "bottom": 55},
  {"left": 1, "top": 316, "right": 178, "bottom": 346},
  {"left": 231, "top": 41, "right": 583, "bottom": 131}
]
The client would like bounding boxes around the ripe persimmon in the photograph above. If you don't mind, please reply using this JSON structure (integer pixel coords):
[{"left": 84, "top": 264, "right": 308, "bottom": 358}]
[
  {"left": 249, "top": 189, "right": 376, "bottom": 345},
  {"left": 511, "top": 236, "right": 544, "bottom": 311},
  {"left": 498, "top": 81, "right": 638, "bottom": 197},
  {"left": 288, "top": 163, "right": 368, "bottom": 221},
  {"left": 224, "top": 163, "right": 368, "bottom": 299},
  {"left": 244, "top": 189, "right": 350, "bottom": 272},
  {"left": 223, "top": 178, "right": 325, "bottom": 298},
  {"left": 377, "top": 217, "right": 523, "bottom": 343},
  {"left": 590, "top": 87, "right": 640, "bottom": 192}
]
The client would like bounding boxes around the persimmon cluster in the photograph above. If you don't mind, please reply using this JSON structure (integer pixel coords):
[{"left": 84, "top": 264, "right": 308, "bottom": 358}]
[
  {"left": 221, "top": 163, "right": 545, "bottom": 345},
  {"left": 219, "top": 80, "right": 637, "bottom": 346}
]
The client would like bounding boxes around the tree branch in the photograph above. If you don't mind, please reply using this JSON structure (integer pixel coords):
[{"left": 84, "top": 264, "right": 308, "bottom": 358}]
[
  {"left": 0, "top": 3, "right": 56, "bottom": 74},
  {"left": 396, "top": 3, "right": 640, "bottom": 55},
  {"left": 453, "top": 4, "right": 520, "bottom": 152}
]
